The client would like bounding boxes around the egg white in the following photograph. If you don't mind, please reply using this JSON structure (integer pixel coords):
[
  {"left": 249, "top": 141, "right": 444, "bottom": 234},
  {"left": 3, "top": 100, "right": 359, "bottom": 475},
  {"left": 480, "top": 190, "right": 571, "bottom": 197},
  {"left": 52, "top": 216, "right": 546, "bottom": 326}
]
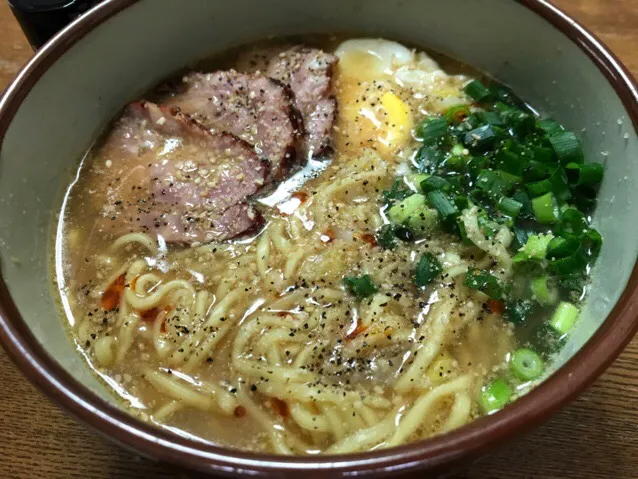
[{"left": 333, "top": 38, "right": 471, "bottom": 159}]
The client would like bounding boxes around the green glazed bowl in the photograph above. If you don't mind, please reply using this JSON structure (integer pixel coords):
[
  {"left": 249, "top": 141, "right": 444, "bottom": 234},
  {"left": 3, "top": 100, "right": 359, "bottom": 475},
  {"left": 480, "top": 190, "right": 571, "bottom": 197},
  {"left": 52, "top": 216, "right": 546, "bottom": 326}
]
[{"left": 0, "top": 0, "right": 636, "bottom": 476}]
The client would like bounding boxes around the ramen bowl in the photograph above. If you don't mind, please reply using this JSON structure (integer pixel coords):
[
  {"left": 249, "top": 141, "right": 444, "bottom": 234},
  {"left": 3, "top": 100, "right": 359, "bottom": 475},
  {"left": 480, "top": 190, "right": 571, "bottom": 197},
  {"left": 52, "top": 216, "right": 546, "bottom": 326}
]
[{"left": 0, "top": 0, "right": 637, "bottom": 476}]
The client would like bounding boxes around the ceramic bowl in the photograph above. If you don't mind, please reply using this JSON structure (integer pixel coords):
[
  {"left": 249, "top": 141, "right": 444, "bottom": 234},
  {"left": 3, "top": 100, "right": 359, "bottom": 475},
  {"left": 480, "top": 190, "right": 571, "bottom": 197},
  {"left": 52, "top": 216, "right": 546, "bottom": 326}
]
[{"left": 0, "top": 0, "right": 637, "bottom": 476}]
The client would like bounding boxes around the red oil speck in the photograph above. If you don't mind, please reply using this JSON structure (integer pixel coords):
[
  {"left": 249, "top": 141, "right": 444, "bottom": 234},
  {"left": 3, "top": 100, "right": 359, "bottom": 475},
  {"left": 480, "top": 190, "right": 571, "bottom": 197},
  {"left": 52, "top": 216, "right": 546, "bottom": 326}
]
[
  {"left": 357, "top": 232, "right": 377, "bottom": 246},
  {"left": 345, "top": 322, "right": 367, "bottom": 341},
  {"left": 101, "top": 274, "right": 125, "bottom": 311},
  {"left": 269, "top": 398, "right": 290, "bottom": 419},
  {"left": 487, "top": 299, "right": 505, "bottom": 315},
  {"left": 140, "top": 307, "right": 160, "bottom": 322},
  {"left": 291, "top": 191, "right": 309, "bottom": 203},
  {"left": 321, "top": 227, "right": 336, "bottom": 243},
  {"left": 139, "top": 306, "right": 171, "bottom": 333}
]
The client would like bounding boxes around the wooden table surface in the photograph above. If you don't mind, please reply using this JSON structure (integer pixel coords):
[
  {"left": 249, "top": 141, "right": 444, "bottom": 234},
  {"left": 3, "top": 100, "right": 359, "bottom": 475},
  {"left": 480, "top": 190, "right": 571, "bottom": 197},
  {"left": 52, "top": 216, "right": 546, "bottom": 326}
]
[{"left": 1, "top": 1, "right": 637, "bottom": 478}]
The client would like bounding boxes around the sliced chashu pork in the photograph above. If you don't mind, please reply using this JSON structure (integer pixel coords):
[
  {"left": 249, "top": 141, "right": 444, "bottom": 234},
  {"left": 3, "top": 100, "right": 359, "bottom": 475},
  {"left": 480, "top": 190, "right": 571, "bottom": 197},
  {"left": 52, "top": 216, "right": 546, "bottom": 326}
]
[
  {"left": 163, "top": 71, "right": 302, "bottom": 183},
  {"left": 91, "top": 101, "right": 267, "bottom": 244},
  {"left": 237, "top": 45, "right": 338, "bottom": 159}
]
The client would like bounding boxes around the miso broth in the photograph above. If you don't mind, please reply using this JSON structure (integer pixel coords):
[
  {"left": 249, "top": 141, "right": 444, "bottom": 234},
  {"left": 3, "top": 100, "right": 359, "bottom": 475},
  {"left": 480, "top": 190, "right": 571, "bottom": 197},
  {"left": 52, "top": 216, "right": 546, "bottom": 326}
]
[{"left": 53, "top": 36, "right": 602, "bottom": 454}]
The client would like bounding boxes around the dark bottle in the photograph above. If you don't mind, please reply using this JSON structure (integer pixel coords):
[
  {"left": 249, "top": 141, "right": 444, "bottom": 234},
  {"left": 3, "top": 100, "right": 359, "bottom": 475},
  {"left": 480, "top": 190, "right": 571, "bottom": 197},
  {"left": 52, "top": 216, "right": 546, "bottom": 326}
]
[{"left": 9, "top": 0, "right": 101, "bottom": 49}]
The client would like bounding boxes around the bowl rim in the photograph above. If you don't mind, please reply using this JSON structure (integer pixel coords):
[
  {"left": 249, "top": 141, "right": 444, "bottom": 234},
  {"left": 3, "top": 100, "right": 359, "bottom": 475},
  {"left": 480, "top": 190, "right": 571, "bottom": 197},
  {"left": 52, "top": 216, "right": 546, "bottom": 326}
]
[{"left": 1, "top": 0, "right": 637, "bottom": 476}]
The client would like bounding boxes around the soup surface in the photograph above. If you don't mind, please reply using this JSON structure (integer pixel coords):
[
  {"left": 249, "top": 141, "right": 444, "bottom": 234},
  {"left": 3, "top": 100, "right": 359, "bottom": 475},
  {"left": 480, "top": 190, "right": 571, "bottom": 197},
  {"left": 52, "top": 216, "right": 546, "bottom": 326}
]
[{"left": 53, "top": 37, "right": 603, "bottom": 454}]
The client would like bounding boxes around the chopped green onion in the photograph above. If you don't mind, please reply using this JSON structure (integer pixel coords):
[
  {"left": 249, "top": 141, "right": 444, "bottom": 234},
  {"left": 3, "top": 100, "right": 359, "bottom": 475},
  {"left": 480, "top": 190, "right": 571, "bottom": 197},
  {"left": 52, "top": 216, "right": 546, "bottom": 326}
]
[
  {"left": 464, "top": 268, "right": 504, "bottom": 299},
  {"left": 474, "top": 111, "right": 502, "bottom": 126},
  {"left": 476, "top": 170, "right": 516, "bottom": 197},
  {"left": 503, "top": 299, "right": 536, "bottom": 325},
  {"left": 413, "top": 146, "right": 444, "bottom": 173},
  {"left": 495, "top": 149, "right": 525, "bottom": 177},
  {"left": 467, "top": 156, "right": 490, "bottom": 181},
  {"left": 499, "top": 170, "right": 523, "bottom": 184},
  {"left": 583, "top": 228, "right": 602, "bottom": 260},
  {"left": 445, "top": 105, "right": 472, "bottom": 124},
  {"left": 405, "top": 173, "right": 430, "bottom": 192},
  {"left": 564, "top": 162, "right": 581, "bottom": 184},
  {"left": 526, "top": 179, "right": 553, "bottom": 197},
  {"left": 454, "top": 194, "right": 469, "bottom": 210},
  {"left": 382, "top": 180, "right": 412, "bottom": 206},
  {"left": 556, "top": 208, "right": 588, "bottom": 237},
  {"left": 462, "top": 114, "right": 482, "bottom": 130},
  {"left": 537, "top": 118, "right": 563, "bottom": 135},
  {"left": 531, "top": 145, "right": 554, "bottom": 164},
  {"left": 498, "top": 197, "right": 523, "bottom": 217},
  {"left": 451, "top": 143, "right": 465, "bottom": 156},
  {"left": 477, "top": 212, "right": 498, "bottom": 238},
  {"left": 512, "top": 226, "right": 531, "bottom": 250},
  {"left": 513, "top": 233, "right": 554, "bottom": 262},
  {"left": 468, "top": 188, "right": 489, "bottom": 208},
  {"left": 426, "top": 190, "right": 459, "bottom": 221},
  {"left": 530, "top": 275, "right": 558, "bottom": 305},
  {"left": 343, "top": 275, "right": 377, "bottom": 298},
  {"left": 506, "top": 139, "right": 532, "bottom": 158},
  {"left": 387, "top": 194, "right": 426, "bottom": 225},
  {"left": 490, "top": 85, "right": 525, "bottom": 107},
  {"left": 548, "top": 249, "right": 587, "bottom": 276},
  {"left": 548, "top": 131, "right": 584, "bottom": 165},
  {"left": 557, "top": 274, "right": 586, "bottom": 296},
  {"left": 414, "top": 253, "right": 443, "bottom": 287},
  {"left": 550, "top": 227, "right": 602, "bottom": 271},
  {"left": 549, "top": 301, "right": 579, "bottom": 335},
  {"left": 479, "top": 379, "right": 512, "bottom": 414},
  {"left": 493, "top": 84, "right": 533, "bottom": 110},
  {"left": 420, "top": 176, "right": 453, "bottom": 193},
  {"left": 510, "top": 348, "right": 544, "bottom": 381},
  {"left": 532, "top": 192, "right": 559, "bottom": 224},
  {"left": 458, "top": 219, "right": 473, "bottom": 245},
  {"left": 524, "top": 160, "right": 553, "bottom": 182},
  {"left": 573, "top": 185, "right": 598, "bottom": 212},
  {"left": 464, "top": 79, "right": 492, "bottom": 102},
  {"left": 375, "top": 224, "right": 396, "bottom": 250},
  {"left": 442, "top": 154, "right": 466, "bottom": 171},
  {"left": 407, "top": 208, "right": 439, "bottom": 237},
  {"left": 416, "top": 117, "right": 448, "bottom": 145},
  {"left": 528, "top": 323, "right": 567, "bottom": 359},
  {"left": 577, "top": 162, "right": 604, "bottom": 186},
  {"left": 446, "top": 176, "right": 463, "bottom": 191},
  {"left": 500, "top": 108, "right": 535, "bottom": 137},
  {"left": 548, "top": 168, "right": 572, "bottom": 202},
  {"left": 463, "top": 125, "right": 501, "bottom": 151},
  {"left": 512, "top": 190, "right": 533, "bottom": 219},
  {"left": 546, "top": 236, "right": 579, "bottom": 259}
]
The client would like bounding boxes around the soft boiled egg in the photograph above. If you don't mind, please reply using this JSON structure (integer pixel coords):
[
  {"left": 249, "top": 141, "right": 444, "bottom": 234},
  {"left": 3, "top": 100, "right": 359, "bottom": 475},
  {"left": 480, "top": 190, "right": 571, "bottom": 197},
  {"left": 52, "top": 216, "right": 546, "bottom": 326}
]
[
  {"left": 334, "top": 39, "right": 471, "bottom": 159},
  {"left": 335, "top": 39, "right": 414, "bottom": 80},
  {"left": 334, "top": 39, "right": 415, "bottom": 159}
]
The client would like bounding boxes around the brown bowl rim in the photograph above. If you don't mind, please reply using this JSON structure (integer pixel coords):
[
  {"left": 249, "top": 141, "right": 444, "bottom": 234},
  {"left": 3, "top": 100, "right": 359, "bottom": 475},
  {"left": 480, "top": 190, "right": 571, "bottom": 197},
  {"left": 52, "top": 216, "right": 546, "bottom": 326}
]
[{"left": 1, "top": 0, "right": 637, "bottom": 476}]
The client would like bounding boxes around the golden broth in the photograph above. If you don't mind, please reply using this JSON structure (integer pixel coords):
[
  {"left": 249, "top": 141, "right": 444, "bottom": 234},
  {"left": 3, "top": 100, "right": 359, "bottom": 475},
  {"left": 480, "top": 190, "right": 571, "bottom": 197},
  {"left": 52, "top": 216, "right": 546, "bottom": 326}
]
[{"left": 54, "top": 37, "right": 518, "bottom": 454}]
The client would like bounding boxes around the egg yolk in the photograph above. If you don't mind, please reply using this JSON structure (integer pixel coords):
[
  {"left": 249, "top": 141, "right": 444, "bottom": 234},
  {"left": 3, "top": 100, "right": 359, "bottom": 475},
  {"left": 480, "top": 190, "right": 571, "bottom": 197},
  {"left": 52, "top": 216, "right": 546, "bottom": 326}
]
[{"left": 335, "top": 76, "right": 414, "bottom": 159}]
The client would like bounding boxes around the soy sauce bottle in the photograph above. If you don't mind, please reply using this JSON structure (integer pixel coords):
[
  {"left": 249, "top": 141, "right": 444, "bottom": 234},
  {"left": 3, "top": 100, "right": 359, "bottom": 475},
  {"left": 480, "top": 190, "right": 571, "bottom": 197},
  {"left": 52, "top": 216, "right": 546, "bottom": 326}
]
[{"left": 9, "top": 0, "right": 101, "bottom": 49}]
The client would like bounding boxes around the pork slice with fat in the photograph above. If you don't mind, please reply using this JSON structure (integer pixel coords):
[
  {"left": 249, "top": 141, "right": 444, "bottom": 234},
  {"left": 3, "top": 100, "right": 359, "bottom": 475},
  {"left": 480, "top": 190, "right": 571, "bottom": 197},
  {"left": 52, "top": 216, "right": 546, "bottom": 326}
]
[
  {"left": 238, "top": 45, "right": 338, "bottom": 159},
  {"left": 164, "top": 71, "right": 303, "bottom": 183},
  {"left": 90, "top": 101, "right": 267, "bottom": 244}
]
